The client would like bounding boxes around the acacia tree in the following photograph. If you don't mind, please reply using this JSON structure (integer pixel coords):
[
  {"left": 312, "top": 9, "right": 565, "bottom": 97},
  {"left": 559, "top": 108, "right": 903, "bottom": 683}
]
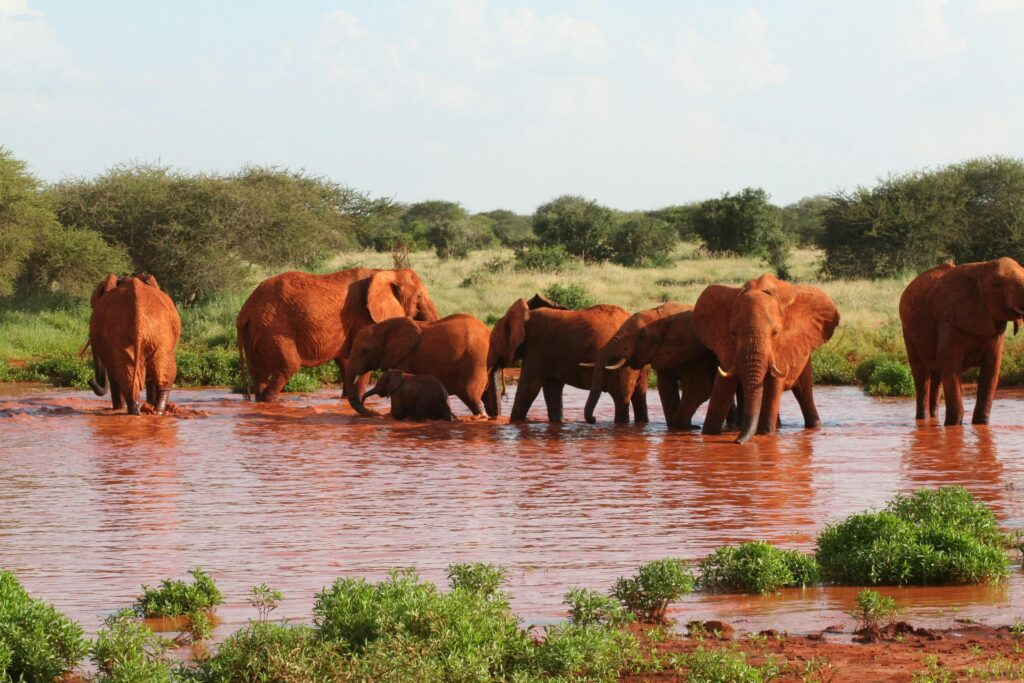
[
  {"left": 532, "top": 195, "right": 615, "bottom": 262},
  {"left": 690, "top": 188, "right": 785, "bottom": 257},
  {"left": 0, "top": 148, "right": 58, "bottom": 296}
]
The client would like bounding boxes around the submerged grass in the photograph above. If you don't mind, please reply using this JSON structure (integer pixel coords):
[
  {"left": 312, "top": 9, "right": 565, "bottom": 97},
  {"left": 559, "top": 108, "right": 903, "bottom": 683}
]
[
  {"left": 134, "top": 567, "right": 224, "bottom": 618},
  {"left": 697, "top": 542, "right": 820, "bottom": 595}
]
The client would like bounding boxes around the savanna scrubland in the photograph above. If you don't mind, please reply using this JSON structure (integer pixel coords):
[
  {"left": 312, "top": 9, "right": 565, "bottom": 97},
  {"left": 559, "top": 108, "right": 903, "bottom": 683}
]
[{"left": 3, "top": 147, "right": 1024, "bottom": 397}]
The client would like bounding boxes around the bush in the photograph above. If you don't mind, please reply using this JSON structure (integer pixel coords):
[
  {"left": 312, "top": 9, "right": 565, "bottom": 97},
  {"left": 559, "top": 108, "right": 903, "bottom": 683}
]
[
  {"left": 528, "top": 623, "right": 641, "bottom": 681},
  {"left": 812, "top": 349, "right": 857, "bottom": 385},
  {"left": 563, "top": 588, "right": 632, "bottom": 627},
  {"left": 647, "top": 204, "right": 700, "bottom": 241},
  {"left": 781, "top": 195, "right": 830, "bottom": 247},
  {"left": 90, "top": 610, "right": 179, "bottom": 683},
  {"left": 175, "top": 350, "right": 239, "bottom": 387},
  {"left": 0, "top": 147, "right": 61, "bottom": 298},
  {"left": 25, "top": 356, "right": 93, "bottom": 389},
  {"left": 446, "top": 563, "right": 507, "bottom": 598},
  {"left": 533, "top": 195, "right": 616, "bottom": 262},
  {"left": 19, "top": 225, "right": 132, "bottom": 299},
  {"left": 0, "top": 569, "right": 88, "bottom": 682},
  {"left": 426, "top": 219, "right": 473, "bottom": 260},
  {"left": 542, "top": 282, "right": 596, "bottom": 310},
  {"left": 816, "top": 486, "right": 1009, "bottom": 585},
  {"left": 698, "top": 542, "right": 820, "bottom": 595},
  {"left": 864, "top": 360, "right": 915, "bottom": 397},
  {"left": 689, "top": 188, "right": 786, "bottom": 258},
  {"left": 134, "top": 567, "right": 224, "bottom": 618},
  {"left": 191, "top": 622, "right": 347, "bottom": 683},
  {"left": 514, "top": 243, "right": 571, "bottom": 272},
  {"left": 608, "top": 215, "right": 677, "bottom": 267},
  {"left": 611, "top": 558, "right": 695, "bottom": 623},
  {"left": 849, "top": 589, "right": 900, "bottom": 632},
  {"left": 478, "top": 209, "right": 533, "bottom": 246},
  {"left": 674, "top": 646, "right": 781, "bottom": 682}
]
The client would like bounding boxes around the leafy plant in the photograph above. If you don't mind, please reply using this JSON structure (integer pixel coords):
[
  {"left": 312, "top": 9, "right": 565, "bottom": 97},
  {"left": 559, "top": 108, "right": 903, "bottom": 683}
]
[
  {"left": 673, "top": 645, "right": 781, "bottom": 682},
  {"left": 563, "top": 588, "right": 632, "bottom": 627},
  {"left": 445, "top": 562, "right": 507, "bottom": 599},
  {"left": 514, "top": 243, "right": 571, "bottom": 272},
  {"left": 611, "top": 558, "right": 695, "bottom": 623},
  {"left": 608, "top": 215, "right": 677, "bottom": 267},
  {"left": 249, "top": 583, "right": 283, "bottom": 623},
  {"left": 542, "top": 282, "right": 596, "bottom": 310},
  {"left": 816, "top": 486, "right": 1009, "bottom": 585},
  {"left": 528, "top": 623, "right": 641, "bottom": 681},
  {"left": 864, "top": 359, "right": 915, "bottom": 397},
  {"left": 698, "top": 542, "right": 820, "bottom": 595},
  {"left": 134, "top": 567, "right": 224, "bottom": 618},
  {"left": 90, "top": 609, "right": 179, "bottom": 683},
  {"left": 190, "top": 622, "right": 347, "bottom": 683},
  {"left": 849, "top": 589, "right": 900, "bottom": 632},
  {"left": 0, "top": 569, "right": 88, "bottom": 683}
]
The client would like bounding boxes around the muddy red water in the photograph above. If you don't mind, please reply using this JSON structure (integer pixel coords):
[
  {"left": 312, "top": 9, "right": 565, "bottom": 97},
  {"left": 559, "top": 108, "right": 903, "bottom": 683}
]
[{"left": 2, "top": 384, "right": 1024, "bottom": 640}]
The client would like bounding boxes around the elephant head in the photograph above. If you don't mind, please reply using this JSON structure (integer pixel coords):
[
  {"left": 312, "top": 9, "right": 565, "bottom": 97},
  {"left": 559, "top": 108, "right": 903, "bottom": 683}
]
[
  {"left": 346, "top": 317, "right": 422, "bottom": 414},
  {"left": 86, "top": 273, "right": 122, "bottom": 396},
  {"left": 941, "top": 257, "right": 1024, "bottom": 335},
  {"left": 366, "top": 270, "right": 440, "bottom": 324},
  {"left": 487, "top": 298, "right": 530, "bottom": 374},
  {"left": 694, "top": 274, "right": 839, "bottom": 444},
  {"left": 361, "top": 370, "right": 405, "bottom": 402}
]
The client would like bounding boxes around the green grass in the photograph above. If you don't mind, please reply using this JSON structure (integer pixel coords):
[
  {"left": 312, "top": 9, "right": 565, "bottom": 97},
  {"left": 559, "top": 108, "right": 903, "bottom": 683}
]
[
  {"left": 697, "top": 542, "right": 820, "bottom": 595},
  {"left": 816, "top": 486, "right": 1009, "bottom": 586},
  {"left": 133, "top": 567, "right": 224, "bottom": 618}
]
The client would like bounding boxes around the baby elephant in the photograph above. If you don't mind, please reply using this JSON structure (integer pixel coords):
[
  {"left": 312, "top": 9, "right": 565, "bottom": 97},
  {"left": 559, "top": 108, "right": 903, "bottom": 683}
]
[{"left": 360, "top": 370, "right": 454, "bottom": 421}]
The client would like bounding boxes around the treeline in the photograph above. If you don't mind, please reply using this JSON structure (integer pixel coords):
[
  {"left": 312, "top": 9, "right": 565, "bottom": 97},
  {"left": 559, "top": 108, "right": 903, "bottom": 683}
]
[{"left": 3, "top": 146, "right": 1024, "bottom": 304}]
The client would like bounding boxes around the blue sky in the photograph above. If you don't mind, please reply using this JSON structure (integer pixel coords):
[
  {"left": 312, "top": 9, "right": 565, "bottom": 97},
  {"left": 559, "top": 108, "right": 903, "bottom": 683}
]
[{"left": 4, "top": 0, "right": 1024, "bottom": 212}]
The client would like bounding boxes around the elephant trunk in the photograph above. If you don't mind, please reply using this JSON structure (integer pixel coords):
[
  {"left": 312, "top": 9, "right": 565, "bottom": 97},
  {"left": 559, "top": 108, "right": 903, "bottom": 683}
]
[
  {"left": 735, "top": 348, "right": 769, "bottom": 444},
  {"left": 483, "top": 368, "right": 501, "bottom": 418},
  {"left": 583, "top": 359, "right": 605, "bottom": 424},
  {"left": 346, "top": 365, "right": 373, "bottom": 414},
  {"left": 88, "top": 351, "right": 109, "bottom": 397}
]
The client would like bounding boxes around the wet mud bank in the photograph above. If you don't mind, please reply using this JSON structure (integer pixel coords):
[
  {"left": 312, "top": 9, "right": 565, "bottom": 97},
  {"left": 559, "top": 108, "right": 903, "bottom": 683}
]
[{"left": 3, "top": 385, "right": 1024, "bottom": 640}]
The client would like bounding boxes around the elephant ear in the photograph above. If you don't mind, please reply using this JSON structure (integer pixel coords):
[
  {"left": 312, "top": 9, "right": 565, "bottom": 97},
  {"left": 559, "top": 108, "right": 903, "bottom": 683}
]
[
  {"left": 137, "top": 273, "right": 161, "bottom": 290},
  {"left": 777, "top": 285, "right": 840, "bottom": 376},
  {"left": 367, "top": 271, "right": 407, "bottom": 323},
  {"left": 935, "top": 267, "right": 1001, "bottom": 337},
  {"left": 384, "top": 371, "right": 406, "bottom": 396},
  {"left": 492, "top": 298, "right": 530, "bottom": 366},
  {"left": 378, "top": 317, "right": 423, "bottom": 369},
  {"left": 693, "top": 285, "right": 740, "bottom": 368},
  {"left": 90, "top": 273, "right": 119, "bottom": 308}
]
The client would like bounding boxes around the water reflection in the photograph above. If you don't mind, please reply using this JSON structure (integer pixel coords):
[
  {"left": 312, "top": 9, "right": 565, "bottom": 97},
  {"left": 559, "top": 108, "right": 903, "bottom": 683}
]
[{"left": 2, "top": 385, "right": 1024, "bottom": 636}]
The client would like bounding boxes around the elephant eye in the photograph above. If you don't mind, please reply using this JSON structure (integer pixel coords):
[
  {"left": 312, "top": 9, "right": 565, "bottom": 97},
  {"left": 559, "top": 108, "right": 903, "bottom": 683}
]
[{"left": 764, "top": 289, "right": 774, "bottom": 297}]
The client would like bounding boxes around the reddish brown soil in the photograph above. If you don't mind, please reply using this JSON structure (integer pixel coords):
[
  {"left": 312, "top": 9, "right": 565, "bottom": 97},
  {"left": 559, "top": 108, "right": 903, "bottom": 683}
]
[{"left": 623, "top": 620, "right": 1024, "bottom": 682}]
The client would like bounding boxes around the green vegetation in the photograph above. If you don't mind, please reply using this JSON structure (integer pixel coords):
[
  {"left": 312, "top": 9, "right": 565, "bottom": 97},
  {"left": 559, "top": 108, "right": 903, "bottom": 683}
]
[
  {"left": 134, "top": 567, "right": 224, "bottom": 618},
  {"left": 671, "top": 646, "right": 781, "bottom": 682},
  {"left": 849, "top": 589, "right": 900, "bottom": 632},
  {"left": 816, "top": 486, "right": 1010, "bottom": 586},
  {"left": 697, "top": 542, "right": 820, "bottom": 595},
  {"left": 611, "top": 558, "right": 695, "bottom": 623},
  {"left": 863, "top": 359, "right": 916, "bottom": 397},
  {"left": 0, "top": 568, "right": 88, "bottom": 683},
  {"left": 533, "top": 194, "right": 618, "bottom": 263},
  {"left": 91, "top": 610, "right": 179, "bottom": 683},
  {"left": 563, "top": 587, "right": 632, "bottom": 627},
  {"left": 542, "top": 281, "right": 597, "bottom": 310}
]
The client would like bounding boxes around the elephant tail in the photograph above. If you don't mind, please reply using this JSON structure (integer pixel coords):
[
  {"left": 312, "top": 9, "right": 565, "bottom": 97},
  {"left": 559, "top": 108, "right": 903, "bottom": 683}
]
[{"left": 237, "top": 320, "right": 252, "bottom": 401}]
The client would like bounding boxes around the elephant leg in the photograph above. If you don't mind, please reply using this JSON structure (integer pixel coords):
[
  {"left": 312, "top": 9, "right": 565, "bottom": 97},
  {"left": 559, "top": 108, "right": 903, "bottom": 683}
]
[
  {"left": 335, "top": 359, "right": 348, "bottom": 396},
  {"left": 542, "top": 379, "right": 565, "bottom": 423},
  {"left": 940, "top": 369, "right": 964, "bottom": 426},
  {"left": 928, "top": 371, "right": 941, "bottom": 418},
  {"left": 972, "top": 339, "right": 1004, "bottom": 425},
  {"left": 631, "top": 372, "right": 649, "bottom": 424},
  {"left": 907, "top": 347, "right": 929, "bottom": 420},
  {"left": 391, "top": 396, "right": 407, "bottom": 420},
  {"left": 702, "top": 376, "right": 736, "bottom": 435},
  {"left": 791, "top": 362, "right": 821, "bottom": 429},
  {"left": 726, "top": 384, "right": 743, "bottom": 428},
  {"left": 458, "top": 391, "right": 484, "bottom": 416},
  {"left": 127, "top": 391, "right": 141, "bottom": 416},
  {"left": 257, "top": 374, "right": 289, "bottom": 402},
  {"left": 510, "top": 372, "right": 543, "bottom": 422},
  {"left": 109, "top": 380, "right": 124, "bottom": 410},
  {"left": 155, "top": 388, "right": 170, "bottom": 415},
  {"left": 146, "top": 380, "right": 157, "bottom": 407},
  {"left": 657, "top": 374, "right": 681, "bottom": 427},
  {"left": 757, "top": 376, "right": 784, "bottom": 435}
]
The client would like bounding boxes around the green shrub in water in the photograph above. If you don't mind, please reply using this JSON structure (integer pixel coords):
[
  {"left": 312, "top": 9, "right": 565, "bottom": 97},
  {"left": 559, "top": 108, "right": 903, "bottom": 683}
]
[
  {"left": 446, "top": 562, "right": 508, "bottom": 598},
  {"left": 543, "top": 282, "right": 596, "bottom": 310},
  {"left": 134, "top": 567, "right": 223, "bottom": 618},
  {"left": 175, "top": 349, "right": 239, "bottom": 387},
  {"left": 0, "top": 569, "right": 88, "bottom": 682},
  {"left": 816, "top": 486, "right": 1009, "bottom": 585},
  {"left": 673, "top": 645, "right": 781, "bottom": 682},
  {"left": 191, "top": 622, "right": 347, "bottom": 683},
  {"left": 282, "top": 368, "right": 323, "bottom": 393},
  {"left": 698, "top": 542, "right": 820, "bottom": 595},
  {"left": 864, "top": 359, "right": 915, "bottom": 397},
  {"left": 527, "top": 622, "right": 641, "bottom": 682},
  {"left": 811, "top": 348, "right": 857, "bottom": 385},
  {"left": 849, "top": 589, "right": 900, "bottom": 632},
  {"left": 90, "top": 610, "right": 179, "bottom": 683},
  {"left": 611, "top": 558, "right": 695, "bottom": 623},
  {"left": 563, "top": 587, "right": 632, "bottom": 627}
]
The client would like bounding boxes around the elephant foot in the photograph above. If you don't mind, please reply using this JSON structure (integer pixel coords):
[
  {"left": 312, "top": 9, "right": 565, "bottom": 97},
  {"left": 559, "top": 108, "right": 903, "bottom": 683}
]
[
  {"left": 943, "top": 416, "right": 963, "bottom": 427},
  {"left": 155, "top": 390, "right": 169, "bottom": 415},
  {"left": 584, "top": 415, "right": 596, "bottom": 424},
  {"left": 127, "top": 401, "right": 141, "bottom": 416},
  {"left": 804, "top": 418, "right": 822, "bottom": 429},
  {"left": 971, "top": 415, "right": 990, "bottom": 426}
]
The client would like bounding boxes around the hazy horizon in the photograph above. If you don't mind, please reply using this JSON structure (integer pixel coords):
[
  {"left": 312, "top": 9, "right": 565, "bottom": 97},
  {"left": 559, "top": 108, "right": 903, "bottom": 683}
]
[{"left": 4, "top": 0, "right": 1024, "bottom": 213}]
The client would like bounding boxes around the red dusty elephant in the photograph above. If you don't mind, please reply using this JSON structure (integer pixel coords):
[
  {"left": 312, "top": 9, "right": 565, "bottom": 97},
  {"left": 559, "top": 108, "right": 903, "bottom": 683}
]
[
  {"left": 487, "top": 299, "right": 633, "bottom": 422},
  {"left": 580, "top": 302, "right": 690, "bottom": 424},
  {"left": 88, "top": 273, "right": 182, "bottom": 415},
  {"left": 236, "top": 268, "right": 439, "bottom": 402},
  {"left": 694, "top": 274, "right": 840, "bottom": 444},
  {"left": 360, "top": 370, "right": 455, "bottom": 421},
  {"left": 346, "top": 314, "right": 499, "bottom": 417},
  {"left": 604, "top": 305, "right": 722, "bottom": 429},
  {"left": 900, "top": 257, "right": 1024, "bottom": 425}
]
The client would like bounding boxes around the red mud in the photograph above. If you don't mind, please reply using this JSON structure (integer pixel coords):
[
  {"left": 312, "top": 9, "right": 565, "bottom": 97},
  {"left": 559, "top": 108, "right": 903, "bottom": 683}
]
[{"left": 2, "top": 384, "right": 1024, "bottom": 646}]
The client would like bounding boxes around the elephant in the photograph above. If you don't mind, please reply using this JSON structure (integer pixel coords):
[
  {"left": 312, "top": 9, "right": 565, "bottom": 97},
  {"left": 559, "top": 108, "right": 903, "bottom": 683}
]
[
  {"left": 236, "top": 268, "right": 439, "bottom": 402},
  {"left": 598, "top": 305, "right": 722, "bottom": 429},
  {"left": 346, "top": 314, "right": 499, "bottom": 417},
  {"left": 487, "top": 298, "right": 635, "bottom": 422},
  {"left": 360, "top": 370, "right": 454, "bottom": 421},
  {"left": 694, "top": 274, "right": 840, "bottom": 444},
  {"left": 581, "top": 302, "right": 690, "bottom": 424},
  {"left": 88, "top": 273, "right": 182, "bottom": 415},
  {"left": 899, "top": 257, "right": 1024, "bottom": 426}
]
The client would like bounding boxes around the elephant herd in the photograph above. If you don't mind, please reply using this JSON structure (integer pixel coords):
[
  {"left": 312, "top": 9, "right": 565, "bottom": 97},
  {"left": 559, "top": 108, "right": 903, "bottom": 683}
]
[{"left": 84, "top": 256, "right": 1024, "bottom": 444}]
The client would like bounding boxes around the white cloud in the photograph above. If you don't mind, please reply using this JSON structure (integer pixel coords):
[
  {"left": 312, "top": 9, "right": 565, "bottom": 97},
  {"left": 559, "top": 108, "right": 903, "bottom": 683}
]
[
  {"left": 733, "top": 9, "right": 788, "bottom": 91},
  {"left": 974, "top": 0, "right": 1024, "bottom": 14},
  {"left": 545, "top": 77, "right": 611, "bottom": 120},
  {"left": 500, "top": 8, "right": 606, "bottom": 62},
  {"left": 318, "top": 10, "right": 367, "bottom": 42},
  {"left": 907, "top": 0, "right": 965, "bottom": 59},
  {"left": 670, "top": 29, "right": 710, "bottom": 93},
  {"left": 414, "top": 74, "right": 498, "bottom": 113},
  {"left": 0, "top": 0, "right": 72, "bottom": 76},
  {"left": 671, "top": 109, "right": 721, "bottom": 159}
]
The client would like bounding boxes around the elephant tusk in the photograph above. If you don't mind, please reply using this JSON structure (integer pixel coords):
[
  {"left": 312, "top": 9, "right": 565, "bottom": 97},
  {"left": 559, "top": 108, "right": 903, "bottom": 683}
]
[
  {"left": 717, "top": 365, "right": 735, "bottom": 378},
  {"left": 770, "top": 362, "right": 788, "bottom": 378},
  {"left": 604, "top": 358, "right": 627, "bottom": 371},
  {"left": 578, "top": 362, "right": 596, "bottom": 368}
]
